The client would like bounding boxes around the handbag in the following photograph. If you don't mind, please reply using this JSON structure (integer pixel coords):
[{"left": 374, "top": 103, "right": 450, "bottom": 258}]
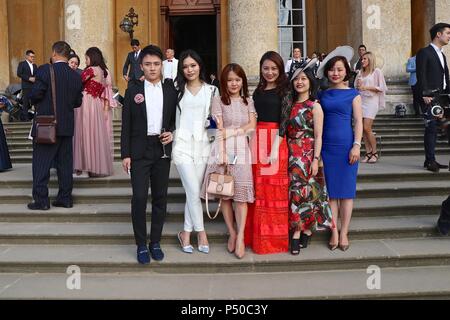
[
  {"left": 205, "top": 136, "right": 235, "bottom": 219},
  {"left": 35, "top": 64, "right": 57, "bottom": 144}
]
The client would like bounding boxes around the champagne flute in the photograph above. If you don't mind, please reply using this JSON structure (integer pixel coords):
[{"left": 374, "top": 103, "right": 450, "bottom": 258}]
[{"left": 160, "top": 128, "right": 170, "bottom": 159}]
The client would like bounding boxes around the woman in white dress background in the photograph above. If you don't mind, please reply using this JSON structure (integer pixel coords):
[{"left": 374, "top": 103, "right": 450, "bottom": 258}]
[{"left": 355, "top": 52, "right": 387, "bottom": 164}]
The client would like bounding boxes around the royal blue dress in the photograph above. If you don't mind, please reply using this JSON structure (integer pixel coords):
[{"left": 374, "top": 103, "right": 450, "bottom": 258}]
[
  {"left": 0, "top": 117, "right": 12, "bottom": 171},
  {"left": 318, "top": 88, "right": 360, "bottom": 199}
]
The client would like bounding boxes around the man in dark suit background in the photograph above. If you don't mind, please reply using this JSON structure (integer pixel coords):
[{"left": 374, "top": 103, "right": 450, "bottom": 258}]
[
  {"left": 27, "top": 41, "right": 83, "bottom": 210},
  {"left": 121, "top": 45, "right": 177, "bottom": 264},
  {"left": 416, "top": 22, "right": 450, "bottom": 172},
  {"left": 17, "top": 50, "right": 38, "bottom": 121},
  {"left": 122, "top": 39, "right": 145, "bottom": 89}
]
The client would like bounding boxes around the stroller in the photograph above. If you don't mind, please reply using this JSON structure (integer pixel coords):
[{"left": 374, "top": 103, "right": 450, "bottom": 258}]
[{"left": 0, "top": 84, "right": 33, "bottom": 122}]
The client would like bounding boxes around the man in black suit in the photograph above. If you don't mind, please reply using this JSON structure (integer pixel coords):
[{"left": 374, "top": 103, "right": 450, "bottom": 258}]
[
  {"left": 209, "top": 72, "right": 220, "bottom": 93},
  {"left": 17, "top": 50, "right": 38, "bottom": 121},
  {"left": 122, "top": 39, "right": 145, "bottom": 89},
  {"left": 121, "top": 45, "right": 177, "bottom": 264},
  {"left": 27, "top": 41, "right": 83, "bottom": 210},
  {"left": 416, "top": 23, "right": 450, "bottom": 172}
]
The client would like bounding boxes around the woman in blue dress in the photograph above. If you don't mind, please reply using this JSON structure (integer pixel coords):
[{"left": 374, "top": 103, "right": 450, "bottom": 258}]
[
  {"left": 0, "top": 104, "right": 12, "bottom": 171},
  {"left": 318, "top": 56, "right": 363, "bottom": 251}
]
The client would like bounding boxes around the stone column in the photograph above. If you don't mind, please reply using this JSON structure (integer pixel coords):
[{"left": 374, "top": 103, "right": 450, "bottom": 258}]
[
  {"left": 64, "top": 0, "right": 115, "bottom": 74},
  {"left": 358, "top": 0, "right": 412, "bottom": 81},
  {"left": 0, "top": 0, "right": 10, "bottom": 92},
  {"left": 435, "top": 0, "right": 450, "bottom": 58},
  {"left": 228, "top": 0, "right": 278, "bottom": 81}
]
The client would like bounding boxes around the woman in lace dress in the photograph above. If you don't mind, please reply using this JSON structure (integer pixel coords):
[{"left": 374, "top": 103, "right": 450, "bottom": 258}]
[{"left": 201, "top": 63, "right": 257, "bottom": 259}]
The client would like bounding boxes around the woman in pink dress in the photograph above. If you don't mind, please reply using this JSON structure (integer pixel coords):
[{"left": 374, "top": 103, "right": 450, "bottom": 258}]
[
  {"left": 201, "top": 63, "right": 257, "bottom": 259},
  {"left": 355, "top": 52, "right": 387, "bottom": 164},
  {"left": 73, "top": 47, "right": 116, "bottom": 177}
]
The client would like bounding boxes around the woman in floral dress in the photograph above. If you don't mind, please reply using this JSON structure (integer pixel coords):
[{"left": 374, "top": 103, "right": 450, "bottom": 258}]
[{"left": 279, "top": 60, "right": 333, "bottom": 254}]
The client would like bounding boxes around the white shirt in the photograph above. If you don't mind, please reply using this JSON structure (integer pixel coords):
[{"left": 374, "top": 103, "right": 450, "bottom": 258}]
[
  {"left": 134, "top": 50, "right": 141, "bottom": 60},
  {"left": 175, "top": 84, "right": 219, "bottom": 142},
  {"left": 163, "top": 58, "right": 178, "bottom": 80},
  {"left": 144, "top": 80, "right": 163, "bottom": 135},
  {"left": 26, "top": 60, "right": 34, "bottom": 75},
  {"left": 430, "top": 43, "right": 447, "bottom": 90}
]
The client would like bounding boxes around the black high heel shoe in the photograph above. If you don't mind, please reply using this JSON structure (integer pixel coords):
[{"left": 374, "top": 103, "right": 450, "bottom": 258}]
[
  {"left": 290, "top": 238, "right": 301, "bottom": 255},
  {"left": 299, "top": 232, "right": 311, "bottom": 249}
]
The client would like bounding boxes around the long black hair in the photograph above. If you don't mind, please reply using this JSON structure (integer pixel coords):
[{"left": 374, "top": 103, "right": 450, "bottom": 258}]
[
  {"left": 85, "top": 47, "right": 108, "bottom": 78},
  {"left": 175, "top": 49, "right": 207, "bottom": 101}
]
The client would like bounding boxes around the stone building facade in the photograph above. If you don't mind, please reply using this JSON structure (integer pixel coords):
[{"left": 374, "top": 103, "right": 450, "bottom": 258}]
[{"left": 1, "top": 0, "right": 450, "bottom": 94}]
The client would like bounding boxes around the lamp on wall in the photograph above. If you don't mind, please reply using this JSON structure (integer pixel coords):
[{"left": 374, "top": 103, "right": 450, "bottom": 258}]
[{"left": 120, "top": 8, "right": 139, "bottom": 39}]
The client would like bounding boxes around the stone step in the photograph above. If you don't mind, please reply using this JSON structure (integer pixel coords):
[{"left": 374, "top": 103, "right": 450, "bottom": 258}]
[
  {"left": 5, "top": 134, "right": 446, "bottom": 148},
  {"left": 1, "top": 265, "right": 449, "bottom": 299},
  {"left": 0, "top": 237, "right": 449, "bottom": 274},
  {"left": 0, "top": 195, "right": 443, "bottom": 223},
  {"left": 8, "top": 139, "right": 449, "bottom": 152},
  {"left": 0, "top": 179, "right": 449, "bottom": 204},
  {"left": 0, "top": 215, "right": 442, "bottom": 245},
  {"left": 9, "top": 148, "right": 450, "bottom": 163}
]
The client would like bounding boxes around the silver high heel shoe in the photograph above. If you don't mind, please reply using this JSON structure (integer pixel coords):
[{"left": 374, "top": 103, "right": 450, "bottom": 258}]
[
  {"left": 177, "top": 232, "right": 193, "bottom": 254},
  {"left": 197, "top": 234, "right": 210, "bottom": 254}
]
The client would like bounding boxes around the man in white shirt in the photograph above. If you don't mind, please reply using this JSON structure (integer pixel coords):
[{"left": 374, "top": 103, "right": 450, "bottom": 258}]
[
  {"left": 121, "top": 45, "right": 178, "bottom": 265},
  {"left": 285, "top": 47, "right": 306, "bottom": 77},
  {"left": 163, "top": 48, "right": 178, "bottom": 81}
]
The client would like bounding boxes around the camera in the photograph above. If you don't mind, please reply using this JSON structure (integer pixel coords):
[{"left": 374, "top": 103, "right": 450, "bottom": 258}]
[{"left": 423, "top": 88, "right": 450, "bottom": 118}]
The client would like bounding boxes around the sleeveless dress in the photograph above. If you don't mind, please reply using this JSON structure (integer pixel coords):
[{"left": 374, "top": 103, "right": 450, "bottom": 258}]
[
  {"left": 286, "top": 100, "right": 332, "bottom": 231},
  {"left": 318, "top": 89, "right": 360, "bottom": 199}
]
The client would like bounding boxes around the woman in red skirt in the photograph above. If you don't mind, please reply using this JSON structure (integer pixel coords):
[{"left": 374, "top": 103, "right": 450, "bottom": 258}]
[{"left": 245, "top": 51, "right": 290, "bottom": 254}]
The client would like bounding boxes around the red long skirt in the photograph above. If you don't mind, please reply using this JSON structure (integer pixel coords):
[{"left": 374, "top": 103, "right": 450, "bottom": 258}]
[{"left": 245, "top": 122, "right": 289, "bottom": 254}]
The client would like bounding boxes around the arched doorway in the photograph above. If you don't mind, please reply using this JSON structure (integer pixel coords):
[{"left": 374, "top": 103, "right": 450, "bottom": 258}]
[{"left": 160, "top": 0, "right": 222, "bottom": 77}]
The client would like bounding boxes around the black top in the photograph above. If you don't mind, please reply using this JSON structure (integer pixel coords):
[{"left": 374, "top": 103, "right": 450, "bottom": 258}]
[
  {"left": 121, "top": 79, "right": 178, "bottom": 160},
  {"left": 253, "top": 88, "right": 282, "bottom": 123},
  {"left": 416, "top": 45, "right": 450, "bottom": 97}
]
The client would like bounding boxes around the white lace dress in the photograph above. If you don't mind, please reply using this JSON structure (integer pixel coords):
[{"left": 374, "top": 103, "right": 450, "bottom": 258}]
[{"left": 200, "top": 96, "right": 256, "bottom": 203}]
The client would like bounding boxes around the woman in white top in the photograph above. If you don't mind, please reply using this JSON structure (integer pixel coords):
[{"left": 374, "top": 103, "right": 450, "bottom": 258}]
[
  {"left": 173, "top": 50, "right": 219, "bottom": 254},
  {"left": 355, "top": 52, "right": 387, "bottom": 164}
]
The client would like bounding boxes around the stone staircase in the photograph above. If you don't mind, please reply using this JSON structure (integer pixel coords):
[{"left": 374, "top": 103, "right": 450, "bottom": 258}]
[{"left": 1, "top": 115, "right": 450, "bottom": 299}]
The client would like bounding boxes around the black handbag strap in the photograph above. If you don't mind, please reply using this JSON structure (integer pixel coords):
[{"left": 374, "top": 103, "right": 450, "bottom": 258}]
[{"left": 49, "top": 64, "right": 57, "bottom": 124}]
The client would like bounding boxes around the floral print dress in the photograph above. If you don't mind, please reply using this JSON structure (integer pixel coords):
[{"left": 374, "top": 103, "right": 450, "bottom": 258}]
[{"left": 286, "top": 100, "right": 332, "bottom": 232}]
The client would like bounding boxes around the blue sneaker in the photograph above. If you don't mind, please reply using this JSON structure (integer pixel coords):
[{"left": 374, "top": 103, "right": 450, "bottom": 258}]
[
  {"left": 137, "top": 245, "right": 150, "bottom": 265},
  {"left": 149, "top": 242, "right": 165, "bottom": 261}
]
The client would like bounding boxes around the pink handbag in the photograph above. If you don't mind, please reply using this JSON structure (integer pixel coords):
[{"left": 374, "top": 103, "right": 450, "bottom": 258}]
[{"left": 205, "top": 136, "right": 235, "bottom": 219}]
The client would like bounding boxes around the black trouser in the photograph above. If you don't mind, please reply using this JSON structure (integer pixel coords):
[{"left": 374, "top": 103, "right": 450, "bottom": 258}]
[
  {"left": 131, "top": 136, "right": 171, "bottom": 246},
  {"left": 32, "top": 136, "right": 73, "bottom": 207},
  {"left": 21, "top": 88, "right": 31, "bottom": 121},
  {"left": 421, "top": 95, "right": 450, "bottom": 163},
  {"left": 411, "top": 85, "right": 422, "bottom": 115}
]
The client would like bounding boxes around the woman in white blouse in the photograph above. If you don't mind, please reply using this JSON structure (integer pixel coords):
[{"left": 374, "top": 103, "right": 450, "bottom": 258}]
[
  {"left": 355, "top": 52, "right": 387, "bottom": 164},
  {"left": 173, "top": 50, "right": 219, "bottom": 254}
]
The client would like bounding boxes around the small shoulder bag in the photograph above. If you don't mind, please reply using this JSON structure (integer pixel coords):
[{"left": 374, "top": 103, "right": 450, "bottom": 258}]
[{"left": 205, "top": 135, "right": 235, "bottom": 219}]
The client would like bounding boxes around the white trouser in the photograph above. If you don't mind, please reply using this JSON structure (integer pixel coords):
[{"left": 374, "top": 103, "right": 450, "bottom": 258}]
[{"left": 173, "top": 138, "right": 210, "bottom": 232}]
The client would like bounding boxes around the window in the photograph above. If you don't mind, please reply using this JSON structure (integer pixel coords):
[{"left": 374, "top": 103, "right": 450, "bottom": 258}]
[{"left": 278, "top": 0, "right": 306, "bottom": 62}]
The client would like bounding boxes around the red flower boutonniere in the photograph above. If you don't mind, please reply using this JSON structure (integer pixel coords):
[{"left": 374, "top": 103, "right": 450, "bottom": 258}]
[{"left": 134, "top": 94, "right": 145, "bottom": 104}]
